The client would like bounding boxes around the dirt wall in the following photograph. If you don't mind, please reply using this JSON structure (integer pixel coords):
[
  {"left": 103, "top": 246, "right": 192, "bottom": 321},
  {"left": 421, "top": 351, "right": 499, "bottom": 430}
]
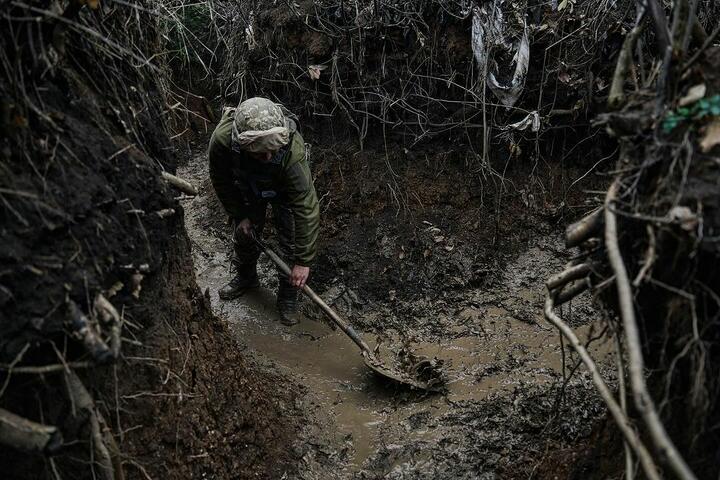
[{"left": 0, "top": 2, "right": 301, "bottom": 478}]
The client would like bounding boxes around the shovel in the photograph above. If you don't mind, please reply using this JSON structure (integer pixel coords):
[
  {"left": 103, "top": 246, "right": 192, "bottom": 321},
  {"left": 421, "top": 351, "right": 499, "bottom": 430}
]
[{"left": 253, "top": 236, "right": 440, "bottom": 392}]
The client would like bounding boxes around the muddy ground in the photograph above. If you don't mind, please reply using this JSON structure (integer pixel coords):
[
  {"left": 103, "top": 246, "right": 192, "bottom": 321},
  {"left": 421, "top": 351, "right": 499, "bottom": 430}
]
[{"left": 179, "top": 135, "right": 616, "bottom": 479}]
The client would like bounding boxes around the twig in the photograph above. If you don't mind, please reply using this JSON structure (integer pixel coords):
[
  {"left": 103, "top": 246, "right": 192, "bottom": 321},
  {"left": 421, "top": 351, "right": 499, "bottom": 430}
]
[
  {"left": 605, "top": 179, "right": 697, "bottom": 480},
  {"left": 65, "top": 371, "right": 121, "bottom": 480},
  {"left": 544, "top": 289, "right": 661, "bottom": 480},
  {"left": 682, "top": 24, "right": 720, "bottom": 72}
]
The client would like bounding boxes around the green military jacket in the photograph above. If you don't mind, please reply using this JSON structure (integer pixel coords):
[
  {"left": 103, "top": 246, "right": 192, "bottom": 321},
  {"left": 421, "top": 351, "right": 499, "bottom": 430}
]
[{"left": 208, "top": 108, "right": 320, "bottom": 266}]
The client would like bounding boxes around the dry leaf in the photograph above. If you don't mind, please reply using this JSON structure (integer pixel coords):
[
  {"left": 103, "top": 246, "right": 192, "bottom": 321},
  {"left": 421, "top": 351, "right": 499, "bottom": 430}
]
[
  {"left": 678, "top": 84, "right": 706, "bottom": 107},
  {"left": 433, "top": 235, "right": 445, "bottom": 243},
  {"left": 308, "top": 64, "right": 327, "bottom": 80},
  {"left": 669, "top": 206, "right": 698, "bottom": 232},
  {"left": 700, "top": 119, "right": 720, "bottom": 153}
]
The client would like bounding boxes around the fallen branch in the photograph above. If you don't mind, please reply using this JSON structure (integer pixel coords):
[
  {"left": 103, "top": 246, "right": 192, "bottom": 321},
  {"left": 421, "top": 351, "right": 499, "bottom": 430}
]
[
  {"left": 544, "top": 289, "right": 661, "bottom": 480},
  {"left": 0, "top": 408, "right": 63, "bottom": 454},
  {"left": 565, "top": 208, "right": 603, "bottom": 248},
  {"left": 605, "top": 180, "right": 697, "bottom": 480},
  {"left": 160, "top": 171, "right": 197, "bottom": 196}
]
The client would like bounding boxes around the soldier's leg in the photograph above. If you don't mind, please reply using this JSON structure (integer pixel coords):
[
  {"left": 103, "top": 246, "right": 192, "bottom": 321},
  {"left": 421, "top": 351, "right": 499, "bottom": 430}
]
[
  {"left": 219, "top": 203, "right": 267, "bottom": 299},
  {"left": 272, "top": 203, "right": 300, "bottom": 325}
]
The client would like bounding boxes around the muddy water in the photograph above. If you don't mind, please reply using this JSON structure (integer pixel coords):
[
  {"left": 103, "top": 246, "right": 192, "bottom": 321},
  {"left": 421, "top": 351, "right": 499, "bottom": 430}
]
[{"left": 179, "top": 156, "right": 611, "bottom": 476}]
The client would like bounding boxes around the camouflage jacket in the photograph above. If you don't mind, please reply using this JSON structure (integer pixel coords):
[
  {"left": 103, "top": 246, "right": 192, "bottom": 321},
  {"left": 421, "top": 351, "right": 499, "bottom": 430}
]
[{"left": 208, "top": 108, "right": 320, "bottom": 266}]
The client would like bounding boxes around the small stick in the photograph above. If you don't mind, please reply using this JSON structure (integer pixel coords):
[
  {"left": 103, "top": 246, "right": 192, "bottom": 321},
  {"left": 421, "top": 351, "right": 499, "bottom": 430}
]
[
  {"left": 544, "top": 290, "right": 661, "bottom": 480},
  {"left": 605, "top": 180, "right": 697, "bottom": 480}
]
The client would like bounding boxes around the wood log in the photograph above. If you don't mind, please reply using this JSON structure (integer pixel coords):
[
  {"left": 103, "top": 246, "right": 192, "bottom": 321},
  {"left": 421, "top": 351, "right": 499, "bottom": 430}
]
[{"left": 0, "top": 408, "right": 62, "bottom": 454}]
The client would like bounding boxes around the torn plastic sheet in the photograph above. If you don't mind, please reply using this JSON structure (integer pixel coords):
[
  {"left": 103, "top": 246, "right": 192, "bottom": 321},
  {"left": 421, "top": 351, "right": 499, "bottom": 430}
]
[
  {"left": 502, "top": 111, "right": 540, "bottom": 132},
  {"left": 472, "top": 1, "right": 530, "bottom": 108}
]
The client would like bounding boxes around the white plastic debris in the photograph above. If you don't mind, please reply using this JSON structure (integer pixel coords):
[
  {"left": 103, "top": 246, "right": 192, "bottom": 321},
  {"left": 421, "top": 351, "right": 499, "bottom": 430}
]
[
  {"left": 503, "top": 111, "right": 540, "bottom": 132},
  {"left": 472, "top": 1, "right": 530, "bottom": 108}
]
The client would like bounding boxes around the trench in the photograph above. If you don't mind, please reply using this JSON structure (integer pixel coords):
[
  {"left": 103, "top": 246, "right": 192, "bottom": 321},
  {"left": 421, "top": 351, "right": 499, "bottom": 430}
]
[{"left": 178, "top": 146, "right": 614, "bottom": 477}]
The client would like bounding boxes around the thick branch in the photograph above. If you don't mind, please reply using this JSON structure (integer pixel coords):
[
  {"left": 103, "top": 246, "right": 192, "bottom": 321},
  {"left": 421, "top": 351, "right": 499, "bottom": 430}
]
[
  {"left": 546, "top": 263, "right": 592, "bottom": 291},
  {"left": 565, "top": 208, "right": 603, "bottom": 248},
  {"left": 0, "top": 408, "right": 63, "bottom": 454}
]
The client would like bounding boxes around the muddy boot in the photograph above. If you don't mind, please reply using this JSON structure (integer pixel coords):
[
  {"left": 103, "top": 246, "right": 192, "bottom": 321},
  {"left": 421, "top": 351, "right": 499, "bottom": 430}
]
[
  {"left": 276, "top": 284, "right": 301, "bottom": 326},
  {"left": 218, "top": 264, "right": 259, "bottom": 300}
]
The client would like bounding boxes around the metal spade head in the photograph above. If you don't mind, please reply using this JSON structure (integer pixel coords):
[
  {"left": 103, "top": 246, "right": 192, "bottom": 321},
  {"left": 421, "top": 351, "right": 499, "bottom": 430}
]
[{"left": 362, "top": 350, "right": 446, "bottom": 392}]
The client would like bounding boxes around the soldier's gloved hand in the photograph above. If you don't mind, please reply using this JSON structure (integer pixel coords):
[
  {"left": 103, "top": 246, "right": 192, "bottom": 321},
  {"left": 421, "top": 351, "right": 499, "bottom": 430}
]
[
  {"left": 236, "top": 218, "right": 253, "bottom": 237},
  {"left": 290, "top": 265, "right": 310, "bottom": 289}
]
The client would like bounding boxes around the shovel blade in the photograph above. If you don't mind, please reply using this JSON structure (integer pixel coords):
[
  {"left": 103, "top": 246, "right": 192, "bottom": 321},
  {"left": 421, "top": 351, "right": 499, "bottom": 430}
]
[{"left": 362, "top": 352, "right": 441, "bottom": 392}]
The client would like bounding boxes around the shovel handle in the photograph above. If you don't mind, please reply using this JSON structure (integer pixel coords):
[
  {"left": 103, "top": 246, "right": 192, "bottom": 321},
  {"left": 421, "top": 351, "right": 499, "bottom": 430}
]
[{"left": 254, "top": 237, "right": 372, "bottom": 354}]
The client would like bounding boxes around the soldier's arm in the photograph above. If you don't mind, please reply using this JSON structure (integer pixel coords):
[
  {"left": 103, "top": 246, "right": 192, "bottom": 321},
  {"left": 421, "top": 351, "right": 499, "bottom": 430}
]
[
  {"left": 283, "top": 154, "right": 320, "bottom": 267},
  {"left": 208, "top": 134, "right": 248, "bottom": 220}
]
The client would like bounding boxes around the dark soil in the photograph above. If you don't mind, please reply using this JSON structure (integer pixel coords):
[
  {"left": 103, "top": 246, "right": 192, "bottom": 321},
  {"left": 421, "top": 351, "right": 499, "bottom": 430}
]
[{"left": 0, "top": 9, "right": 303, "bottom": 479}]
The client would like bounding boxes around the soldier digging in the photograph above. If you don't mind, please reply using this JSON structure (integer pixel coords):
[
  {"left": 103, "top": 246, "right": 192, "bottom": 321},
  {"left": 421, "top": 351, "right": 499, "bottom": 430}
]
[{"left": 208, "top": 97, "right": 320, "bottom": 326}]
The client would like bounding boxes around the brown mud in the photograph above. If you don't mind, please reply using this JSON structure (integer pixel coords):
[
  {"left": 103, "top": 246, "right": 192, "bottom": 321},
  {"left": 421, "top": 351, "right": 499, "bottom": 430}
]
[{"left": 179, "top": 140, "right": 615, "bottom": 479}]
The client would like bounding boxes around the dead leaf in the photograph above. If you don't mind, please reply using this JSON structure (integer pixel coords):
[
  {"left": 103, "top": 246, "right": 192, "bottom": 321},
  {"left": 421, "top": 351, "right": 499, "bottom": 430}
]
[
  {"left": 106, "top": 281, "right": 124, "bottom": 298},
  {"left": 444, "top": 245, "right": 454, "bottom": 252},
  {"left": 423, "top": 249, "right": 431, "bottom": 258},
  {"left": 131, "top": 272, "right": 144, "bottom": 299},
  {"left": 433, "top": 235, "right": 445, "bottom": 243},
  {"left": 678, "top": 84, "right": 706, "bottom": 107},
  {"left": 669, "top": 206, "right": 698, "bottom": 232},
  {"left": 700, "top": 119, "right": 720, "bottom": 153},
  {"left": 308, "top": 64, "right": 327, "bottom": 80}
]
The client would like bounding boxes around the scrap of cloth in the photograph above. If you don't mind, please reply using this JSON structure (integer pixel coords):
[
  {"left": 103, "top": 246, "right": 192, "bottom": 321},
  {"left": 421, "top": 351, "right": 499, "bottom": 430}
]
[{"left": 231, "top": 97, "right": 292, "bottom": 153}]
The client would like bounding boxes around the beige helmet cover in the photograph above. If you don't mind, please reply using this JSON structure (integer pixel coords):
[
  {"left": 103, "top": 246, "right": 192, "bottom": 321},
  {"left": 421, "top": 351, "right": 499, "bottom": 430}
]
[{"left": 231, "top": 97, "right": 291, "bottom": 153}]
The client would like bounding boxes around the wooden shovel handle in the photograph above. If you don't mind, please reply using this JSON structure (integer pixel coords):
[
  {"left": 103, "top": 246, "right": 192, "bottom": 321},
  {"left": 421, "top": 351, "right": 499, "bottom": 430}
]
[{"left": 254, "top": 236, "right": 372, "bottom": 354}]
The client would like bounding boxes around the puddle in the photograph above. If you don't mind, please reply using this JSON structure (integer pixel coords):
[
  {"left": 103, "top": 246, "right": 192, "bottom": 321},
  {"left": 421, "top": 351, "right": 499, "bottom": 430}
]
[{"left": 179, "top": 158, "right": 612, "bottom": 476}]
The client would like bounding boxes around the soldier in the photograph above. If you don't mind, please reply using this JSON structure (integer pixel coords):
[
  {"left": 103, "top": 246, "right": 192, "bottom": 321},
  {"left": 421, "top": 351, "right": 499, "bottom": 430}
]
[{"left": 208, "top": 97, "right": 320, "bottom": 325}]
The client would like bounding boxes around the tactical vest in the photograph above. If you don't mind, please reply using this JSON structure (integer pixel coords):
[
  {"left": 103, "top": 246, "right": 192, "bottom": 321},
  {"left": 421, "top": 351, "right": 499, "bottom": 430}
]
[{"left": 230, "top": 136, "right": 293, "bottom": 203}]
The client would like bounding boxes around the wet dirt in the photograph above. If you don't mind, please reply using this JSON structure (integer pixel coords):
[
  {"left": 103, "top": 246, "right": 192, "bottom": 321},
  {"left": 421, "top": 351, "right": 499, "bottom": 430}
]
[{"left": 179, "top": 142, "right": 614, "bottom": 478}]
